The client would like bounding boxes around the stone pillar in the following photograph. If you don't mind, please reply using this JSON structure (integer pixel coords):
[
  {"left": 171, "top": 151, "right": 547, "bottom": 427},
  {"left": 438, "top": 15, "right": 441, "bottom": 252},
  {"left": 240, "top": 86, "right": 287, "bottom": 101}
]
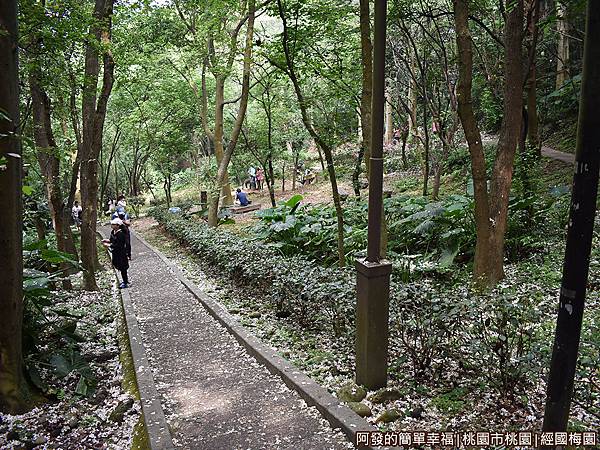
[{"left": 355, "top": 258, "right": 392, "bottom": 389}]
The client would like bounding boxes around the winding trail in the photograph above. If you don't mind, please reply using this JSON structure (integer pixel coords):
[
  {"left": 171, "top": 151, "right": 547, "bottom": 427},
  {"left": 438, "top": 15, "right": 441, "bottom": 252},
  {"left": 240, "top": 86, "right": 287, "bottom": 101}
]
[
  {"left": 105, "top": 228, "right": 354, "bottom": 449},
  {"left": 541, "top": 146, "right": 575, "bottom": 165}
]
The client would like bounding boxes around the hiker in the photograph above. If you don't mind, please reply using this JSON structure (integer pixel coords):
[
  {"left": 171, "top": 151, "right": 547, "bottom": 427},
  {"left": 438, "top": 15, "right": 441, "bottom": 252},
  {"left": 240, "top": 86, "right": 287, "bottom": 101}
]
[
  {"left": 247, "top": 166, "right": 256, "bottom": 190},
  {"left": 301, "top": 168, "right": 316, "bottom": 185},
  {"left": 256, "top": 168, "right": 265, "bottom": 190},
  {"left": 102, "top": 218, "right": 129, "bottom": 288},
  {"left": 117, "top": 194, "right": 127, "bottom": 210},
  {"left": 71, "top": 201, "right": 82, "bottom": 229},
  {"left": 111, "top": 207, "right": 129, "bottom": 221},
  {"left": 117, "top": 210, "right": 132, "bottom": 260},
  {"left": 235, "top": 188, "right": 250, "bottom": 206}
]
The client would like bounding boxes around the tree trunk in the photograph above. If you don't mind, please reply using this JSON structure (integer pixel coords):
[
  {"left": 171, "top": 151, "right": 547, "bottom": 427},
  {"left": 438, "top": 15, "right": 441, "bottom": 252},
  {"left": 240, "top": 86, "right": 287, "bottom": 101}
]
[
  {"left": 353, "top": 107, "right": 364, "bottom": 196},
  {"left": 455, "top": 0, "right": 524, "bottom": 286},
  {"left": 359, "top": 0, "right": 373, "bottom": 179},
  {"left": 555, "top": 1, "right": 570, "bottom": 89},
  {"left": 543, "top": 1, "right": 600, "bottom": 431},
  {"left": 384, "top": 90, "right": 393, "bottom": 144},
  {"left": 80, "top": 0, "right": 115, "bottom": 290},
  {"left": 421, "top": 86, "right": 430, "bottom": 197},
  {"left": 526, "top": 0, "right": 541, "bottom": 154},
  {"left": 487, "top": 0, "right": 524, "bottom": 283},
  {"left": 208, "top": 0, "right": 255, "bottom": 227},
  {"left": 400, "top": 127, "right": 408, "bottom": 169},
  {"left": 29, "top": 74, "right": 74, "bottom": 289},
  {"left": 213, "top": 76, "right": 234, "bottom": 207},
  {"left": 290, "top": 142, "right": 297, "bottom": 190},
  {"left": 0, "top": 0, "right": 32, "bottom": 413},
  {"left": 277, "top": 0, "right": 345, "bottom": 267},
  {"left": 407, "top": 48, "right": 419, "bottom": 142},
  {"left": 431, "top": 138, "right": 451, "bottom": 200}
]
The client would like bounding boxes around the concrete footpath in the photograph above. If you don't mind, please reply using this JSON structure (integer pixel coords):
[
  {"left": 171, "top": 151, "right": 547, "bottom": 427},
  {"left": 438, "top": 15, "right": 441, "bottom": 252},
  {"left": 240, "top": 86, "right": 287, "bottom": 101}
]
[{"left": 105, "top": 227, "right": 355, "bottom": 449}]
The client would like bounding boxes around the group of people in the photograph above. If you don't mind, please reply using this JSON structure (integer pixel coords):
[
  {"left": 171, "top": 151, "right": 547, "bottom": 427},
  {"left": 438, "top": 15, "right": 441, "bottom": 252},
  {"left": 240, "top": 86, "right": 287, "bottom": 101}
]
[
  {"left": 246, "top": 166, "right": 265, "bottom": 190},
  {"left": 102, "top": 194, "right": 132, "bottom": 289}
]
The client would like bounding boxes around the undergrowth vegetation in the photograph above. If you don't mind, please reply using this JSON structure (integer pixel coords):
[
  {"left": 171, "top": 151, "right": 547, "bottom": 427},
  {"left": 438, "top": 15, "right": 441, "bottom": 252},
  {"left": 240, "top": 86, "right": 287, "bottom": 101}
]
[{"left": 150, "top": 205, "right": 599, "bottom": 428}]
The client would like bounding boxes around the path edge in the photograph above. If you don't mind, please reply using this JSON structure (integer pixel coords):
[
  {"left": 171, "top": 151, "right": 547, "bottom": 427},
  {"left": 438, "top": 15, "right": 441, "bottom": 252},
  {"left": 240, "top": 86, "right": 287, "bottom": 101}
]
[
  {"left": 98, "top": 230, "right": 175, "bottom": 450},
  {"left": 133, "top": 229, "right": 381, "bottom": 449}
]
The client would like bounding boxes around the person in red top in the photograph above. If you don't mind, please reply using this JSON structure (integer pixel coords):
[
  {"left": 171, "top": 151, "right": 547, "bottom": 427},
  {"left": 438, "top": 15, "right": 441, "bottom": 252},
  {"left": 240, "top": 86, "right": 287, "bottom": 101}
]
[{"left": 256, "top": 168, "right": 265, "bottom": 190}]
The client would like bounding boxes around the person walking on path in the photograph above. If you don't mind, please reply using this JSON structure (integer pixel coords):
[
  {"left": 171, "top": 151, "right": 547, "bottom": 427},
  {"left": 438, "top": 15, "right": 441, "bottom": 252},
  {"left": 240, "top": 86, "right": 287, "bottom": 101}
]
[
  {"left": 117, "top": 210, "right": 132, "bottom": 260},
  {"left": 117, "top": 194, "right": 127, "bottom": 211},
  {"left": 71, "top": 201, "right": 82, "bottom": 229},
  {"left": 247, "top": 166, "right": 256, "bottom": 190},
  {"left": 256, "top": 167, "right": 264, "bottom": 190},
  {"left": 102, "top": 218, "right": 130, "bottom": 288}
]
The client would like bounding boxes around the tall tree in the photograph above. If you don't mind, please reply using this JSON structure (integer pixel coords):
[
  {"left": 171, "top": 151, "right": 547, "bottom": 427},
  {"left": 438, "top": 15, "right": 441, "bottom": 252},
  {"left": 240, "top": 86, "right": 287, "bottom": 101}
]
[
  {"left": 29, "top": 73, "right": 75, "bottom": 289},
  {"left": 80, "top": 0, "right": 115, "bottom": 290},
  {"left": 555, "top": 0, "right": 570, "bottom": 89},
  {"left": 275, "top": 0, "right": 346, "bottom": 267},
  {"left": 0, "top": 0, "right": 31, "bottom": 414},
  {"left": 454, "top": 0, "right": 525, "bottom": 286},
  {"left": 543, "top": 0, "right": 600, "bottom": 431},
  {"left": 205, "top": 0, "right": 256, "bottom": 226},
  {"left": 352, "top": 0, "right": 373, "bottom": 196}
]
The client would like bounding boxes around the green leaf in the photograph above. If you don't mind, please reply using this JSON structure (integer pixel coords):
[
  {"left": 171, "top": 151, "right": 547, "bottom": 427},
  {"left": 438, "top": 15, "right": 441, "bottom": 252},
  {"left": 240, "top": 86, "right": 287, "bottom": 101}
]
[
  {"left": 75, "top": 376, "right": 88, "bottom": 396},
  {"left": 438, "top": 243, "right": 459, "bottom": 268},
  {"left": 285, "top": 194, "right": 303, "bottom": 209},
  {"left": 24, "top": 240, "right": 48, "bottom": 251},
  {"left": 22, "top": 185, "right": 34, "bottom": 196},
  {"left": 41, "top": 249, "right": 78, "bottom": 265},
  {"left": 23, "top": 275, "right": 50, "bottom": 291},
  {"left": 50, "top": 354, "right": 72, "bottom": 378}
]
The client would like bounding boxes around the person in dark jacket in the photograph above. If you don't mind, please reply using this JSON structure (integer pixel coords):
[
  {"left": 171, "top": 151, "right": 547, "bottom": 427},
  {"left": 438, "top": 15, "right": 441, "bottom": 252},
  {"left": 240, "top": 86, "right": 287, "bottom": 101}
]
[
  {"left": 117, "top": 211, "right": 132, "bottom": 260},
  {"left": 102, "top": 218, "right": 129, "bottom": 288},
  {"left": 235, "top": 188, "right": 250, "bottom": 206}
]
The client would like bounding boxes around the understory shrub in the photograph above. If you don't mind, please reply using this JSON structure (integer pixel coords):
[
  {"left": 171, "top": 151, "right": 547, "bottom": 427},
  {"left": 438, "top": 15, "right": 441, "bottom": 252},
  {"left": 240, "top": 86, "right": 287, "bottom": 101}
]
[{"left": 151, "top": 207, "right": 355, "bottom": 335}]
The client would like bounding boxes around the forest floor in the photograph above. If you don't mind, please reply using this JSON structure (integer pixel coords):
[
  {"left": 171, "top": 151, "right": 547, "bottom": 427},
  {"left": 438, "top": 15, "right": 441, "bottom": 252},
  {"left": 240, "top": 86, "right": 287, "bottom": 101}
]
[
  {"left": 115, "top": 224, "right": 353, "bottom": 449},
  {"left": 0, "top": 250, "right": 142, "bottom": 450}
]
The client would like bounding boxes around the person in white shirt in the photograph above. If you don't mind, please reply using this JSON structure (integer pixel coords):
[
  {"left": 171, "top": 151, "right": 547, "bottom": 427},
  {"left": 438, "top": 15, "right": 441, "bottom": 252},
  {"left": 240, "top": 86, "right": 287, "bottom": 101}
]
[{"left": 72, "top": 201, "right": 82, "bottom": 229}]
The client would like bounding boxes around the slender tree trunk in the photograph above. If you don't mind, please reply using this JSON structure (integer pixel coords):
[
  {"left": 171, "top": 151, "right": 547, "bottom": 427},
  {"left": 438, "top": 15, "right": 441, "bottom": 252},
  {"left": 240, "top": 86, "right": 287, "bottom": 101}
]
[
  {"left": 80, "top": 0, "right": 115, "bottom": 290},
  {"left": 421, "top": 86, "right": 430, "bottom": 197},
  {"left": 0, "top": 0, "right": 32, "bottom": 413},
  {"left": 431, "top": 138, "right": 451, "bottom": 200},
  {"left": 212, "top": 76, "right": 234, "bottom": 207},
  {"left": 289, "top": 142, "right": 297, "bottom": 190},
  {"left": 400, "top": 127, "right": 408, "bottom": 169},
  {"left": 407, "top": 48, "right": 419, "bottom": 142},
  {"left": 359, "top": 0, "right": 373, "bottom": 179},
  {"left": 555, "top": 1, "right": 570, "bottom": 89},
  {"left": 384, "top": 91, "right": 393, "bottom": 144},
  {"left": 315, "top": 142, "right": 326, "bottom": 173},
  {"left": 543, "top": 1, "right": 600, "bottom": 431},
  {"left": 208, "top": 0, "right": 255, "bottom": 227},
  {"left": 487, "top": 0, "right": 524, "bottom": 283},
  {"left": 267, "top": 156, "right": 276, "bottom": 206},
  {"left": 353, "top": 108, "right": 364, "bottom": 196},
  {"left": 526, "top": 0, "right": 541, "bottom": 154},
  {"left": 277, "top": 0, "right": 345, "bottom": 267}
]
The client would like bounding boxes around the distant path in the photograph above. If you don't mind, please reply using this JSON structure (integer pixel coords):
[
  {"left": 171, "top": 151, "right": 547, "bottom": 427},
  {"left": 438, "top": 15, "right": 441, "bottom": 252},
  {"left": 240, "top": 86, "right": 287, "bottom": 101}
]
[
  {"left": 104, "top": 227, "right": 352, "bottom": 449},
  {"left": 541, "top": 146, "right": 575, "bottom": 165},
  {"left": 483, "top": 133, "right": 575, "bottom": 165}
]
